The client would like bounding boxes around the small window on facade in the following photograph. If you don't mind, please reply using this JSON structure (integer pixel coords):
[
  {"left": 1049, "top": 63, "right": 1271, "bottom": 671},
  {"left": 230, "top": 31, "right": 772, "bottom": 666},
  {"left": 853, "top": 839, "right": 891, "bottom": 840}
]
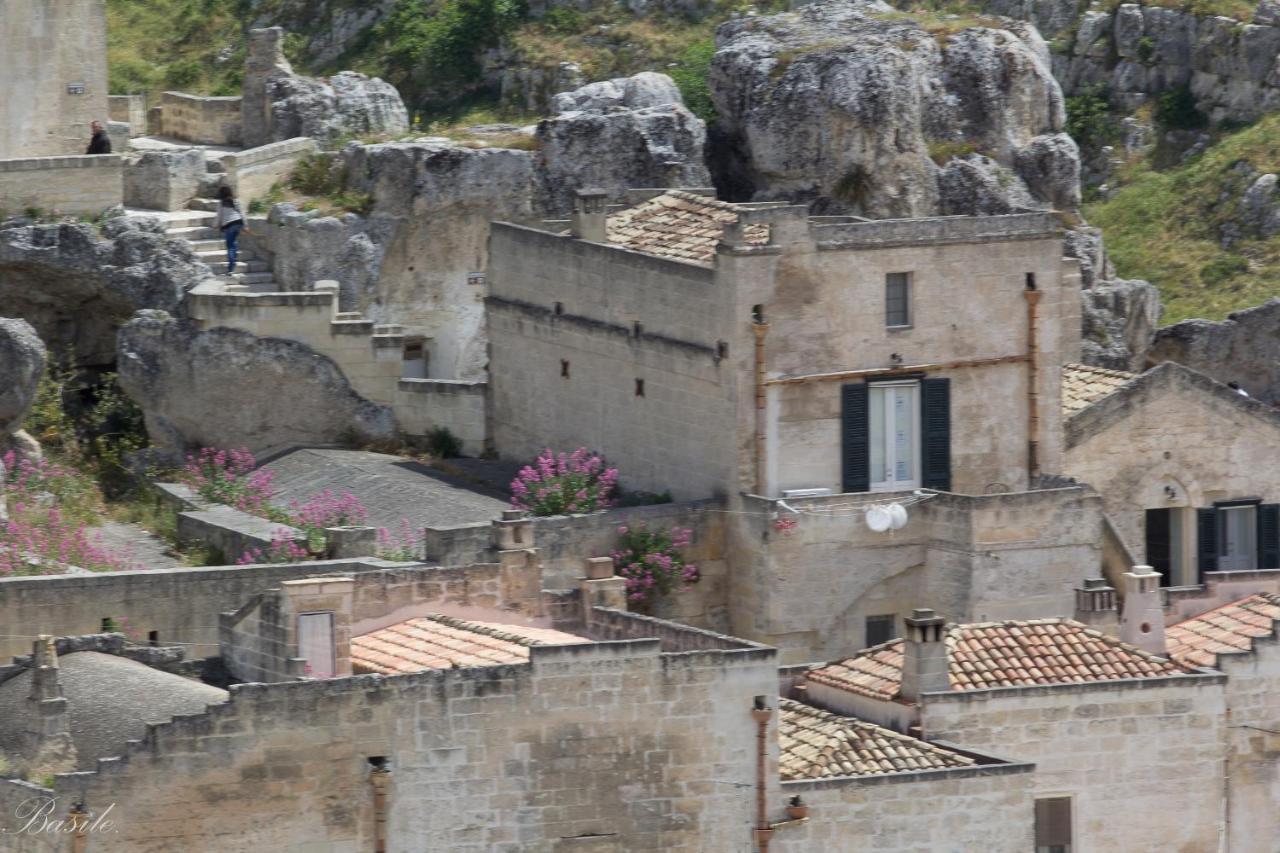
[
  {"left": 716, "top": 340, "right": 729, "bottom": 360},
  {"left": 632, "top": 320, "right": 644, "bottom": 337},
  {"left": 1035, "top": 797, "right": 1072, "bottom": 853},
  {"left": 635, "top": 378, "right": 645, "bottom": 397},
  {"left": 886, "top": 273, "right": 911, "bottom": 328},
  {"left": 560, "top": 359, "right": 570, "bottom": 378},
  {"left": 554, "top": 302, "right": 564, "bottom": 316},
  {"left": 865, "top": 614, "right": 897, "bottom": 647},
  {"left": 148, "top": 630, "right": 159, "bottom": 647}
]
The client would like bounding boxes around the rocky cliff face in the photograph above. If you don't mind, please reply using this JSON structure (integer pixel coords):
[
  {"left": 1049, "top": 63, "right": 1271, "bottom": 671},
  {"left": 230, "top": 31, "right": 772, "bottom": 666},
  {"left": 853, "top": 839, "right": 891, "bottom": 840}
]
[
  {"left": 0, "top": 318, "right": 47, "bottom": 458},
  {"left": 1148, "top": 299, "right": 1280, "bottom": 399},
  {"left": 117, "top": 311, "right": 394, "bottom": 453},
  {"left": 0, "top": 217, "right": 207, "bottom": 368},
  {"left": 985, "top": 0, "right": 1280, "bottom": 122},
  {"left": 708, "top": 0, "right": 1077, "bottom": 216}
]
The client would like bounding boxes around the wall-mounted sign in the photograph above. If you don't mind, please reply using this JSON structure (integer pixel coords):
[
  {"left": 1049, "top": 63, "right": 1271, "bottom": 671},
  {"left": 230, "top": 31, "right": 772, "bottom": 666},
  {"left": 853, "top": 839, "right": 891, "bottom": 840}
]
[
  {"left": 467, "top": 272, "right": 486, "bottom": 287},
  {"left": 66, "top": 82, "right": 86, "bottom": 95}
]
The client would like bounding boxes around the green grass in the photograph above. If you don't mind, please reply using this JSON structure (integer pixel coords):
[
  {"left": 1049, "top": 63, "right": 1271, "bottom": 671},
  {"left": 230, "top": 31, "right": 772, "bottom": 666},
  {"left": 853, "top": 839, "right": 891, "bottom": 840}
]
[
  {"left": 107, "top": 0, "right": 252, "bottom": 96},
  {"left": 1084, "top": 114, "right": 1280, "bottom": 324}
]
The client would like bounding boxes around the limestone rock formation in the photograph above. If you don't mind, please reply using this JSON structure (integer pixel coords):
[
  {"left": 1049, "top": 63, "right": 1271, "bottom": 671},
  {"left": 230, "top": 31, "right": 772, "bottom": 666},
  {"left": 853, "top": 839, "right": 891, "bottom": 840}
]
[
  {"left": 123, "top": 149, "right": 206, "bottom": 212},
  {"left": 117, "top": 311, "right": 395, "bottom": 453},
  {"left": 1081, "top": 277, "right": 1163, "bottom": 372},
  {"left": 0, "top": 318, "right": 47, "bottom": 459},
  {"left": 537, "top": 72, "right": 712, "bottom": 213},
  {"left": 938, "top": 154, "right": 1041, "bottom": 215},
  {"left": 0, "top": 221, "right": 207, "bottom": 368},
  {"left": 242, "top": 27, "right": 409, "bottom": 147},
  {"left": 1149, "top": 300, "right": 1280, "bottom": 400},
  {"left": 708, "top": 0, "right": 1071, "bottom": 216}
]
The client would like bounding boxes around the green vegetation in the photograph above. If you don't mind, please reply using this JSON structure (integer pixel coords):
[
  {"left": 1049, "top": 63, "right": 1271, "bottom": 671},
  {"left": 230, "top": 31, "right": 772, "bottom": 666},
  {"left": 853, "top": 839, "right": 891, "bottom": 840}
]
[
  {"left": 926, "top": 139, "right": 978, "bottom": 165},
  {"left": 1066, "top": 85, "right": 1119, "bottom": 156},
  {"left": 669, "top": 37, "right": 718, "bottom": 124},
  {"left": 1155, "top": 85, "right": 1208, "bottom": 131},
  {"left": 278, "top": 153, "right": 375, "bottom": 215},
  {"left": 424, "top": 426, "right": 462, "bottom": 459},
  {"left": 1084, "top": 114, "right": 1280, "bottom": 323},
  {"left": 106, "top": 0, "right": 247, "bottom": 96}
]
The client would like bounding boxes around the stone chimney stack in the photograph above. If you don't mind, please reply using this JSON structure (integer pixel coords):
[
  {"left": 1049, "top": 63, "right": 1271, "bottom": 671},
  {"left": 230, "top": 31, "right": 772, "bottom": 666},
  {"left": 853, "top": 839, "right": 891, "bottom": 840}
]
[
  {"left": 1119, "top": 566, "right": 1167, "bottom": 656},
  {"left": 900, "top": 608, "right": 949, "bottom": 702},
  {"left": 494, "top": 510, "right": 544, "bottom": 617},
  {"left": 570, "top": 188, "right": 609, "bottom": 243},
  {"left": 22, "top": 636, "right": 77, "bottom": 775},
  {"left": 1074, "top": 578, "right": 1119, "bottom": 634}
]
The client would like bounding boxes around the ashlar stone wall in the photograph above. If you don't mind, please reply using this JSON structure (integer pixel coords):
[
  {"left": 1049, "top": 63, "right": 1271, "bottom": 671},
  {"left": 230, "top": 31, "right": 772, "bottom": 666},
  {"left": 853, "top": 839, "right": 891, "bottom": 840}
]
[
  {"left": 0, "top": 155, "right": 122, "bottom": 216},
  {"left": 1215, "top": 632, "right": 1280, "bottom": 851}
]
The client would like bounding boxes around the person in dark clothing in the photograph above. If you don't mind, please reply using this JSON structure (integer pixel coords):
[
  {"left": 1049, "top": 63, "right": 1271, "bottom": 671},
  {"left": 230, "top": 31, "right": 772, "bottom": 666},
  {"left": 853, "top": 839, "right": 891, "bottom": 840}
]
[
  {"left": 86, "top": 121, "right": 111, "bottom": 155},
  {"left": 215, "top": 186, "right": 245, "bottom": 275}
]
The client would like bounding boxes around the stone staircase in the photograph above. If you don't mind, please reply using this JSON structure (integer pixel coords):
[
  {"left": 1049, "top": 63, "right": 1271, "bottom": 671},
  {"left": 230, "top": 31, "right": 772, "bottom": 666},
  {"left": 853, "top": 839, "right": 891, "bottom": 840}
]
[{"left": 163, "top": 199, "right": 278, "bottom": 288}]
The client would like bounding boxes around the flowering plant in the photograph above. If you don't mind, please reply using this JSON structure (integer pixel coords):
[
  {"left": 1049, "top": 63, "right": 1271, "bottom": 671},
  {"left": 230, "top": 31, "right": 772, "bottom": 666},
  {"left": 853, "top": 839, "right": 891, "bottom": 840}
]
[
  {"left": 510, "top": 448, "right": 619, "bottom": 516},
  {"left": 237, "top": 529, "right": 312, "bottom": 565},
  {"left": 610, "top": 523, "right": 699, "bottom": 611},
  {"left": 179, "top": 447, "right": 276, "bottom": 516},
  {"left": 774, "top": 515, "right": 798, "bottom": 533},
  {"left": 375, "top": 519, "right": 424, "bottom": 561}
]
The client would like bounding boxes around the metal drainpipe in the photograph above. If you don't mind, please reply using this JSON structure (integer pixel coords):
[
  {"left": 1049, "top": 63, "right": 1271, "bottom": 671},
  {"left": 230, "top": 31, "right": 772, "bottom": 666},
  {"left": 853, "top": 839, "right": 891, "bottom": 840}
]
[
  {"left": 1023, "top": 286, "right": 1042, "bottom": 481},
  {"left": 69, "top": 802, "right": 88, "bottom": 853},
  {"left": 753, "top": 321, "right": 770, "bottom": 496},
  {"left": 370, "top": 761, "right": 391, "bottom": 852},
  {"left": 751, "top": 699, "right": 773, "bottom": 853}
]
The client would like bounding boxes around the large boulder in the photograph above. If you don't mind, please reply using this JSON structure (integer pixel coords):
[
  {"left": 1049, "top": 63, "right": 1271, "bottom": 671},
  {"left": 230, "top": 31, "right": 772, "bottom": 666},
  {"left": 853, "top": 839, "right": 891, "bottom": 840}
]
[
  {"left": 0, "top": 221, "right": 207, "bottom": 368},
  {"left": 537, "top": 72, "right": 711, "bottom": 213},
  {"left": 1081, "top": 278, "right": 1162, "bottom": 372},
  {"left": 117, "top": 311, "right": 395, "bottom": 454},
  {"left": 123, "top": 148, "right": 206, "bottom": 212},
  {"left": 1149, "top": 300, "right": 1280, "bottom": 400},
  {"left": 707, "top": 0, "right": 1071, "bottom": 216},
  {"left": 0, "top": 318, "right": 47, "bottom": 457}
]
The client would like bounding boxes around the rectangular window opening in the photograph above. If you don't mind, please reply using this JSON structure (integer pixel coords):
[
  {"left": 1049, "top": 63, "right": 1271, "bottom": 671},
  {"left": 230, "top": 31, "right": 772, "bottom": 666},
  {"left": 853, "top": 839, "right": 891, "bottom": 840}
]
[
  {"left": 297, "top": 612, "right": 336, "bottom": 679},
  {"left": 635, "top": 378, "right": 645, "bottom": 397},
  {"left": 869, "top": 381, "right": 920, "bottom": 491},
  {"left": 865, "top": 614, "right": 897, "bottom": 648},
  {"left": 560, "top": 359, "right": 570, "bottom": 379},
  {"left": 1035, "top": 796, "right": 1072, "bottom": 853},
  {"left": 885, "top": 272, "right": 912, "bottom": 328}
]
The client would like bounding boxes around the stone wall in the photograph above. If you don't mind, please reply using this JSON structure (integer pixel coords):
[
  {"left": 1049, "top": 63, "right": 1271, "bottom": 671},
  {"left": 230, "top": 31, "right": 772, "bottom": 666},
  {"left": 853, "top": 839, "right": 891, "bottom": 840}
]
[
  {"left": 26, "top": 640, "right": 776, "bottom": 851},
  {"left": 488, "top": 223, "right": 736, "bottom": 501},
  {"left": 222, "top": 137, "right": 318, "bottom": 204},
  {"left": 175, "top": 504, "right": 305, "bottom": 564},
  {"left": 920, "top": 675, "right": 1228, "bottom": 853},
  {"left": 158, "top": 91, "right": 243, "bottom": 146},
  {"left": 0, "top": 558, "right": 410, "bottom": 660},
  {"left": 222, "top": 577, "right": 354, "bottom": 683},
  {"left": 0, "top": 155, "right": 122, "bottom": 216},
  {"left": 0, "top": 0, "right": 108, "bottom": 158},
  {"left": 774, "top": 760, "right": 1036, "bottom": 852},
  {"left": 1148, "top": 298, "right": 1280, "bottom": 402},
  {"left": 108, "top": 95, "right": 146, "bottom": 137},
  {"left": 395, "top": 379, "right": 488, "bottom": 456},
  {"left": 1216, "top": 632, "right": 1280, "bottom": 851},
  {"left": 1064, "top": 362, "right": 1280, "bottom": 583},
  {"left": 726, "top": 487, "right": 1104, "bottom": 663}
]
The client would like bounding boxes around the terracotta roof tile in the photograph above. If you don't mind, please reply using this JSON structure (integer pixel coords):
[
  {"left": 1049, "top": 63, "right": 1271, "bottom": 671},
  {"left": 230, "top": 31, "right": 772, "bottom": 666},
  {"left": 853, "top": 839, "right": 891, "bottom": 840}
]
[
  {"left": 351, "top": 614, "right": 590, "bottom": 675},
  {"left": 1166, "top": 593, "right": 1280, "bottom": 668},
  {"left": 806, "top": 618, "right": 1190, "bottom": 701},
  {"left": 1062, "top": 362, "right": 1135, "bottom": 416},
  {"left": 778, "top": 699, "right": 975, "bottom": 779},
  {"left": 602, "top": 191, "right": 770, "bottom": 264}
]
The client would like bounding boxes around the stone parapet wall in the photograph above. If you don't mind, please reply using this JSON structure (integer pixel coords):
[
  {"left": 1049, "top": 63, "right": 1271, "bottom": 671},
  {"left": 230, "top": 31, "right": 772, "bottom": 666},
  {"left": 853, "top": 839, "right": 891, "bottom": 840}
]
[
  {"left": 0, "top": 154, "right": 122, "bottom": 216},
  {"left": 395, "top": 379, "right": 488, "bottom": 456},
  {"left": 159, "top": 91, "right": 242, "bottom": 146},
  {"left": 807, "top": 210, "right": 1061, "bottom": 250},
  {"left": 223, "top": 136, "right": 318, "bottom": 203},
  {"left": 108, "top": 95, "right": 146, "bottom": 136}
]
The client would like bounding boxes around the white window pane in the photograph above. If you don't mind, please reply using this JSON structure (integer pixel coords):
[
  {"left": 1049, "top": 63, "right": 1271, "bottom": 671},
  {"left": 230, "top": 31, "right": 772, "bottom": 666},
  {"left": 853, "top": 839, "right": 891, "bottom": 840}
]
[
  {"left": 298, "top": 612, "right": 335, "bottom": 678},
  {"left": 870, "top": 387, "right": 886, "bottom": 484},
  {"left": 1223, "top": 507, "right": 1257, "bottom": 571},
  {"left": 893, "top": 389, "right": 913, "bottom": 481}
]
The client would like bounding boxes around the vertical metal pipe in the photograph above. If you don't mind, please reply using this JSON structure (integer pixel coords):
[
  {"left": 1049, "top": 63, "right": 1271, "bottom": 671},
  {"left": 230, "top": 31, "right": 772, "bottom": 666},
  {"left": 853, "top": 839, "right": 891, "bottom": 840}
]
[
  {"left": 69, "top": 803, "right": 88, "bottom": 853},
  {"left": 370, "top": 764, "right": 391, "bottom": 853},
  {"left": 751, "top": 701, "right": 773, "bottom": 853},
  {"left": 1024, "top": 288, "right": 1042, "bottom": 480},
  {"left": 753, "top": 322, "right": 770, "bottom": 496}
]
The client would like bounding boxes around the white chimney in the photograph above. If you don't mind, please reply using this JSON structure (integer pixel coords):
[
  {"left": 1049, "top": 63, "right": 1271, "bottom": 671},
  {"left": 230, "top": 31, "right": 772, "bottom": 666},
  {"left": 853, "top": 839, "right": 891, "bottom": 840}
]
[
  {"left": 570, "top": 188, "right": 608, "bottom": 243},
  {"left": 1119, "top": 566, "right": 1167, "bottom": 656}
]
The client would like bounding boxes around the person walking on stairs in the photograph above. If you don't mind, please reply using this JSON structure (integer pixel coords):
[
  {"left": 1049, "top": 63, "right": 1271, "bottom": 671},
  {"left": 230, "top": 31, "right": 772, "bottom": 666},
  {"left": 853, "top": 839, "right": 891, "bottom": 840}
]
[{"left": 215, "top": 186, "right": 245, "bottom": 275}]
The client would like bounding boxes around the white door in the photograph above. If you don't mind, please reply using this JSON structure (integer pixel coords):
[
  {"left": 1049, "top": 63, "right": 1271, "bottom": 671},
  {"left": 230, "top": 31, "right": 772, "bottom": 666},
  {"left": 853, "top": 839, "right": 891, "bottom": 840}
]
[
  {"left": 869, "top": 382, "right": 920, "bottom": 492},
  {"left": 1220, "top": 506, "right": 1257, "bottom": 571},
  {"left": 297, "top": 612, "right": 335, "bottom": 678}
]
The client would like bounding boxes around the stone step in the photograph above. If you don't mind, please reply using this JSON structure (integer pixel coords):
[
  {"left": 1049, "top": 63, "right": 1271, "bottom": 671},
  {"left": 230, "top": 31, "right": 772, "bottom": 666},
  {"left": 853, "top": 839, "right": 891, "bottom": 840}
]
[
  {"left": 165, "top": 226, "right": 221, "bottom": 240},
  {"left": 201, "top": 259, "right": 270, "bottom": 274},
  {"left": 188, "top": 198, "right": 220, "bottom": 212},
  {"left": 334, "top": 311, "right": 365, "bottom": 321},
  {"left": 195, "top": 248, "right": 260, "bottom": 262},
  {"left": 235, "top": 272, "right": 277, "bottom": 285},
  {"left": 189, "top": 238, "right": 240, "bottom": 252},
  {"left": 165, "top": 210, "right": 216, "bottom": 227}
]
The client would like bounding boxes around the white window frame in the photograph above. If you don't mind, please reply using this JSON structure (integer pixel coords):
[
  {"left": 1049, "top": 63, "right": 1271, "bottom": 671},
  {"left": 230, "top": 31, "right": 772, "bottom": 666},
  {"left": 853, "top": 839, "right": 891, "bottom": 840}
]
[
  {"left": 1220, "top": 504, "right": 1258, "bottom": 572},
  {"left": 869, "top": 380, "right": 921, "bottom": 492},
  {"left": 885, "top": 272, "right": 912, "bottom": 329},
  {"left": 297, "top": 611, "right": 336, "bottom": 679}
]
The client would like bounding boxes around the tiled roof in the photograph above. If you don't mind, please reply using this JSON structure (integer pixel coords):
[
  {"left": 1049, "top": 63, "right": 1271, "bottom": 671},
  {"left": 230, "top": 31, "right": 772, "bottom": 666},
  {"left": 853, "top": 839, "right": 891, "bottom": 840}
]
[
  {"left": 603, "top": 191, "right": 770, "bottom": 264},
  {"left": 1167, "top": 593, "right": 1280, "bottom": 668},
  {"left": 351, "top": 614, "right": 590, "bottom": 675},
  {"left": 1062, "top": 362, "right": 1135, "bottom": 416},
  {"left": 778, "top": 698, "right": 975, "bottom": 780},
  {"left": 806, "top": 619, "right": 1189, "bottom": 701}
]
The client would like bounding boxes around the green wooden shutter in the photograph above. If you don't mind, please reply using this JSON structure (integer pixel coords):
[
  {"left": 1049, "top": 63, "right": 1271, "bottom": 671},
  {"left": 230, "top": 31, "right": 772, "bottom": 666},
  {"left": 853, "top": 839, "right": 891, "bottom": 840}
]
[
  {"left": 921, "top": 377, "right": 951, "bottom": 492},
  {"left": 841, "top": 383, "right": 869, "bottom": 493},
  {"left": 1258, "top": 504, "right": 1280, "bottom": 569},
  {"left": 1196, "top": 508, "right": 1219, "bottom": 581}
]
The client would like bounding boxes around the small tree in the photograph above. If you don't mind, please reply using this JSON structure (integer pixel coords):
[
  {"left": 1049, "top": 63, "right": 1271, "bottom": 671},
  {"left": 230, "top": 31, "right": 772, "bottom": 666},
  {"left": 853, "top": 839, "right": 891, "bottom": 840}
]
[{"left": 510, "top": 448, "right": 618, "bottom": 516}]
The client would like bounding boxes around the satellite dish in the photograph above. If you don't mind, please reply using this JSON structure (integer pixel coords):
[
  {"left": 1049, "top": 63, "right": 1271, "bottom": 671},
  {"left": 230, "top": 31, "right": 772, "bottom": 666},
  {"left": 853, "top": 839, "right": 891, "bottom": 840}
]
[
  {"left": 865, "top": 505, "right": 891, "bottom": 533},
  {"left": 887, "top": 503, "right": 909, "bottom": 530}
]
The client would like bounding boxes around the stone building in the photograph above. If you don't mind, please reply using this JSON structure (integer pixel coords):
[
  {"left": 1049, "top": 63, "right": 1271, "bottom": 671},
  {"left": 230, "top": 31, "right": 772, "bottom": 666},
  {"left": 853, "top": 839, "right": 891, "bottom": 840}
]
[{"left": 0, "top": 0, "right": 108, "bottom": 159}]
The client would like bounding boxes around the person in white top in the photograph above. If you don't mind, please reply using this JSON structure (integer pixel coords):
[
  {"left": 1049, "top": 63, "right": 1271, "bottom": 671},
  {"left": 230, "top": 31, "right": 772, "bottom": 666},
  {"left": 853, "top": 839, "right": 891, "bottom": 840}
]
[{"left": 214, "top": 186, "right": 245, "bottom": 275}]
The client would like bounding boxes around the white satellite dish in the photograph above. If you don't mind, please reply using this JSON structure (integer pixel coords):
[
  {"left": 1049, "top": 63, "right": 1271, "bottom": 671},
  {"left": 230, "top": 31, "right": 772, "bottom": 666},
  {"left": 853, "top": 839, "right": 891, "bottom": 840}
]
[
  {"left": 887, "top": 503, "right": 909, "bottom": 530},
  {"left": 865, "top": 505, "right": 891, "bottom": 533}
]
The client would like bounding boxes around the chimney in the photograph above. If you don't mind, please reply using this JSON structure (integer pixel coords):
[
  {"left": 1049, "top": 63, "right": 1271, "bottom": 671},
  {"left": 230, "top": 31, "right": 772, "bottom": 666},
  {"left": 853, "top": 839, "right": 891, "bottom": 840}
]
[
  {"left": 22, "top": 636, "right": 77, "bottom": 775},
  {"left": 570, "top": 188, "right": 609, "bottom": 243},
  {"left": 900, "top": 608, "right": 949, "bottom": 702},
  {"left": 1074, "top": 578, "right": 1119, "bottom": 634},
  {"left": 1119, "top": 566, "right": 1167, "bottom": 656}
]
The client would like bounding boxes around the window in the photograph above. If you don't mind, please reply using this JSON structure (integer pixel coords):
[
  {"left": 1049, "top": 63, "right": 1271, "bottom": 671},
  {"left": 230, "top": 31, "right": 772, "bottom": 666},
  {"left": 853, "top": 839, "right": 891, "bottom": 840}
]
[
  {"left": 865, "top": 614, "right": 896, "bottom": 647},
  {"left": 885, "top": 272, "right": 911, "bottom": 328},
  {"left": 1197, "top": 502, "right": 1280, "bottom": 579},
  {"left": 402, "top": 338, "right": 428, "bottom": 379},
  {"left": 635, "top": 378, "right": 645, "bottom": 397},
  {"left": 1220, "top": 505, "right": 1258, "bottom": 572},
  {"left": 842, "top": 377, "right": 950, "bottom": 494},
  {"left": 1145, "top": 508, "right": 1186, "bottom": 587},
  {"left": 1035, "top": 797, "right": 1072, "bottom": 853},
  {"left": 560, "top": 359, "right": 570, "bottom": 379},
  {"left": 869, "top": 381, "right": 920, "bottom": 491},
  {"left": 297, "top": 612, "right": 336, "bottom": 679}
]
